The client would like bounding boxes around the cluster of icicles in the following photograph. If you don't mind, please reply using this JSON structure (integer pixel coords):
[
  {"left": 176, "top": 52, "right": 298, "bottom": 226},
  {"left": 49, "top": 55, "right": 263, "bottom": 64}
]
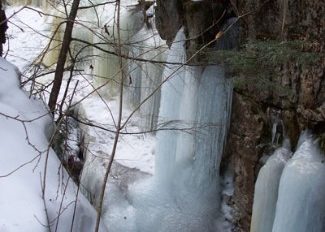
[{"left": 251, "top": 132, "right": 325, "bottom": 232}]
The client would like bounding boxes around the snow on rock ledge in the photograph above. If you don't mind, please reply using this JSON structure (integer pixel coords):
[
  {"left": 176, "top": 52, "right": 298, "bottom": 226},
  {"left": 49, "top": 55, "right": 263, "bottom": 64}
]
[{"left": 0, "top": 58, "right": 107, "bottom": 232}]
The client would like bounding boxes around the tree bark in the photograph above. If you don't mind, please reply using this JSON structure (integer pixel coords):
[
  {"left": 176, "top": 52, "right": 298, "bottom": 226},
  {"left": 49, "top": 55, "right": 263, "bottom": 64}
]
[{"left": 48, "top": 0, "right": 80, "bottom": 113}]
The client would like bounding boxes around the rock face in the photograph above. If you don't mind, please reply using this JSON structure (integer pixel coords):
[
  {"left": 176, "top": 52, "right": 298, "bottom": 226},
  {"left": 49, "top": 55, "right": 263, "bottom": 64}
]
[
  {"left": 154, "top": 0, "right": 324, "bottom": 231},
  {"left": 228, "top": 58, "right": 324, "bottom": 232},
  {"left": 155, "top": 0, "right": 231, "bottom": 55},
  {"left": 224, "top": 0, "right": 325, "bottom": 232},
  {"left": 155, "top": 0, "right": 183, "bottom": 46},
  {"left": 238, "top": 0, "right": 325, "bottom": 45},
  {"left": 222, "top": 93, "right": 265, "bottom": 231},
  {"left": 226, "top": 1, "right": 324, "bottom": 230}
]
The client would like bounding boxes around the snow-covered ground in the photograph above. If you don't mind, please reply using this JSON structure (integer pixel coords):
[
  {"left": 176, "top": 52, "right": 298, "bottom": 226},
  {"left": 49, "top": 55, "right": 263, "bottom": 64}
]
[
  {"left": 6, "top": 6, "right": 50, "bottom": 72},
  {"left": 0, "top": 57, "right": 107, "bottom": 231},
  {"left": 5, "top": 5, "right": 155, "bottom": 174},
  {"left": 1, "top": 4, "right": 155, "bottom": 231}
]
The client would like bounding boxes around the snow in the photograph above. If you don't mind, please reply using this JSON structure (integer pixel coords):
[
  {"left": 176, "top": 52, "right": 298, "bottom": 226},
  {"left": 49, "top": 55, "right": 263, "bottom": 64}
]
[
  {"left": 5, "top": 5, "right": 156, "bottom": 174},
  {"left": 77, "top": 97, "right": 156, "bottom": 175},
  {"left": 1, "top": 4, "right": 156, "bottom": 230},
  {"left": 6, "top": 6, "right": 50, "bottom": 72},
  {"left": 1, "top": 5, "right": 110, "bottom": 231},
  {"left": 0, "top": 58, "right": 107, "bottom": 231}
]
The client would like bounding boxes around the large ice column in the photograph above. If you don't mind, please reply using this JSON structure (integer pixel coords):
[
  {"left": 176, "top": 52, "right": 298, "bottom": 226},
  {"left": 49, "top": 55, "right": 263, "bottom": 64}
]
[
  {"left": 154, "top": 30, "right": 187, "bottom": 181},
  {"left": 39, "top": 0, "right": 143, "bottom": 76},
  {"left": 272, "top": 135, "right": 325, "bottom": 232},
  {"left": 43, "top": 4, "right": 95, "bottom": 67},
  {"left": 42, "top": 14, "right": 64, "bottom": 67},
  {"left": 126, "top": 25, "right": 167, "bottom": 131},
  {"left": 129, "top": 28, "right": 233, "bottom": 232},
  {"left": 92, "top": 0, "right": 145, "bottom": 98},
  {"left": 250, "top": 145, "right": 292, "bottom": 232},
  {"left": 42, "top": 0, "right": 109, "bottom": 68},
  {"left": 190, "top": 65, "right": 233, "bottom": 187}
]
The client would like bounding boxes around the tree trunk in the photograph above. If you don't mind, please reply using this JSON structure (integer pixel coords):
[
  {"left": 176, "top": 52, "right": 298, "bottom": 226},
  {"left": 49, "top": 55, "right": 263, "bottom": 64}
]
[{"left": 48, "top": 0, "right": 80, "bottom": 113}]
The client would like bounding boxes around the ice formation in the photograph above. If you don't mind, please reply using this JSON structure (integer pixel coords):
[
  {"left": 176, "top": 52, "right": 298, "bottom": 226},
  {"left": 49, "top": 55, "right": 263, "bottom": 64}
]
[
  {"left": 126, "top": 25, "right": 167, "bottom": 131},
  {"left": 102, "top": 28, "right": 232, "bottom": 231},
  {"left": 272, "top": 134, "right": 325, "bottom": 232},
  {"left": 250, "top": 145, "right": 292, "bottom": 232},
  {"left": 80, "top": 26, "right": 232, "bottom": 231},
  {"left": 251, "top": 132, "right": 325, "bottom": 232}
]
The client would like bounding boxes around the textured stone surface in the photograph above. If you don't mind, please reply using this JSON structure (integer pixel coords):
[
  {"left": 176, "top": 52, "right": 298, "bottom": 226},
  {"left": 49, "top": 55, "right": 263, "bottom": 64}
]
[
  {"left": 155, "top": 0, "right": 183, "bottom": 46},
  {"left": 224, "top": 1, "right": 325, "bottom": 230},
  {"left": 222, "top": 93, "right": 265, "bottom": 231},
  {"left": 155, "top": 0, "right": 230, "bottom": 50},
  {"left": 237, "top": 0, "right": 325, "bottom": 48}
]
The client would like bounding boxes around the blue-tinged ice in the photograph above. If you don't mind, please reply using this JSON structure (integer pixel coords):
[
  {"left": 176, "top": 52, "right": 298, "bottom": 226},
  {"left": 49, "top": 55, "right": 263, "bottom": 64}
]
[
  {"left": 250, "top": 144, "right": 292, "bottom": 232},
  {"left": 272, "top": 133, "right": 325, "bottom": 232},
  {"left": 128, "top": 28, "right": 233, "bottom": 232}
]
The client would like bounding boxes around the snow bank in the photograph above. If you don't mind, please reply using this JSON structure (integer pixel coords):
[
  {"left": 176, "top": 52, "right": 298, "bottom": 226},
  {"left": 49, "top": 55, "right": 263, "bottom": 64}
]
[{"left": 0, "top": 58, "right": 107, "bottom": 231}]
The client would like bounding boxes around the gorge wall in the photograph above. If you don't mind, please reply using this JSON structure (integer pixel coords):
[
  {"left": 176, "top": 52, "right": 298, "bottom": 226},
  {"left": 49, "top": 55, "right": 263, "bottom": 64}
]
[{"left": 155, "top": 0, "right": 324, "bottom": 231}]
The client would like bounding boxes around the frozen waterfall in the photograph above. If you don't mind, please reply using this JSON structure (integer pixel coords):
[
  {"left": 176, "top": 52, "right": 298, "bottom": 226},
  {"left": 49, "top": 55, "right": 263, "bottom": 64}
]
[
  {"left": 251, "top": 132, "right": 325, "bottom": 232},
  {"left": 82, "top": 28, "right": 233, "bottom": 232},
  {"left": 125, "top": 23, "right": 167, "bottom": 131},
  {"left": 119, "top": 29, "right": 233, "bottom": 232},
  {"left": 250, "top": 144, "right": 292, "bottom": 232},
  {"left": 272, "top": 134, "right": 325, "bottom": 232}
]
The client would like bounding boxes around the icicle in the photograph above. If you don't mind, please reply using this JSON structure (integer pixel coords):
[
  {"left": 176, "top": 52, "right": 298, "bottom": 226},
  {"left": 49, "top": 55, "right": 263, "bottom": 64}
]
[
  {"left": 125, "top": 24, "right": 167, "bottom": 131},
  {"left": 271, "top": 122, "right": 277, "bottom": 144},
  {"left": 91, "top": 0, "right": 145, "bottom": 98},
  {"left": 272, "top": 134, "right": 325, "bottom": 232},
  {"left": 250, "top": 145, "right": 292, "bottom": 232}
]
